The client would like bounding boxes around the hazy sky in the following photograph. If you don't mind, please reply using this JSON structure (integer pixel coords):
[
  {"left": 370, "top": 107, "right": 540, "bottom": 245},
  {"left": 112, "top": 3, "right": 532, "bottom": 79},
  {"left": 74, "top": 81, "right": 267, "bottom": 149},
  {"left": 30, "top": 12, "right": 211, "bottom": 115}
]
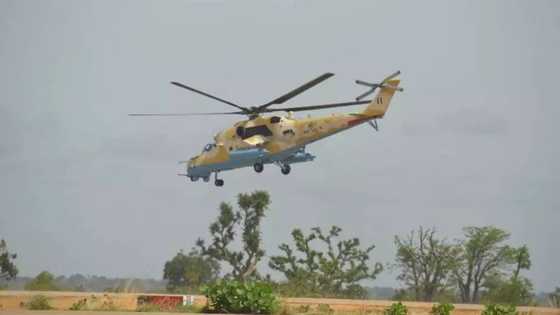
[{"left": 1, "top": 0, "right": 559, "bottom": 292}]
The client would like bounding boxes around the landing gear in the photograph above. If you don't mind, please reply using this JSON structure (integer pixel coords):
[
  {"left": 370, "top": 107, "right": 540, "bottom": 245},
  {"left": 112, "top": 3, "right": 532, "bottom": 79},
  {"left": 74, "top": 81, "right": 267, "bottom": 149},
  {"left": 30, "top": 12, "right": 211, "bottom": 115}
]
[
  {"left": 254, "top": 162, "right": 264, "bottom": 173},
  {"left": 214, "top": 173, "right": 224, "bottom": 187},
  {"left": 281, "top": 164, "right": 291, "bottom": 175}
]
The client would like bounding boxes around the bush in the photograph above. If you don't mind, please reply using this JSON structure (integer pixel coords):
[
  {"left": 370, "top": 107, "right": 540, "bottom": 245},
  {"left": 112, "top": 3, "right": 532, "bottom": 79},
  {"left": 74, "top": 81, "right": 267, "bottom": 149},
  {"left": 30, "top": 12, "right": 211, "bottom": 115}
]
[
  {"left": 25, "top": 295, "right": 53, "bottom": 310},
  {"left": 431, "top": 303, "right": 455, "bottom": 315},
  {"left": 482, "top": 304, "right": 517, "bottom": 315},
  {"left": 384, "top": 302, "right": 408, "bottom": 315},
  {"left": 202, "top": 280, "right": 279, "bottom": 314},
  {"left": 68, "top": 295, "right": 117, "bottom": 311}
]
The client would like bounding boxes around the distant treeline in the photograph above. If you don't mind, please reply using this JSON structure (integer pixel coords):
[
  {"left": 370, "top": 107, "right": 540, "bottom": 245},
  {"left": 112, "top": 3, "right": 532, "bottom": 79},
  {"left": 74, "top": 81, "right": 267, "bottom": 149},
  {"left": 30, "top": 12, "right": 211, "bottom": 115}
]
[{"left": 0, "top": 274, "right": 167, "bottom": 293}]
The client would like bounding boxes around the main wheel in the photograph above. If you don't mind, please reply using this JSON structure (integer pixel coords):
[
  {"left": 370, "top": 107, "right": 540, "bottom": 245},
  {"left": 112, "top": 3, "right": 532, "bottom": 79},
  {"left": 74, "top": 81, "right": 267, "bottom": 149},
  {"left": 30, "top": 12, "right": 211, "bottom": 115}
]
[
  {"left": 214, "top": 179, "right": 224, "bottom": 187},
  {"left": 253, "top": 162, "right": 264, "bottom": 173},
  {"left": 281, "top": 164, "right": 291, "bottom": 175}
]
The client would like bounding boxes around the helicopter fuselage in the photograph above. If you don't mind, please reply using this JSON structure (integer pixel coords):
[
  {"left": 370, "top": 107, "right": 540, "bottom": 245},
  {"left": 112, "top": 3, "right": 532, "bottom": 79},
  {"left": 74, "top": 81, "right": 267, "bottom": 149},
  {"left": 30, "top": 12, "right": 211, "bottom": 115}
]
[{"left": 185, "top": 110, "right": 378, "bottom": 181}]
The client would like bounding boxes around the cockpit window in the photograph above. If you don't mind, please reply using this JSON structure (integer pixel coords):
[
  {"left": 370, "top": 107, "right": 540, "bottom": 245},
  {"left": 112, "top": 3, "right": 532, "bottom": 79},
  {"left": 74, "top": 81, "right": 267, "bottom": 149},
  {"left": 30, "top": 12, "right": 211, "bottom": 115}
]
[
  {"left": 203, "top": 143, "right": 215, "bottom": 152},
  {"left": 270, "top": 116, "right": 281, "bottom": 123}
]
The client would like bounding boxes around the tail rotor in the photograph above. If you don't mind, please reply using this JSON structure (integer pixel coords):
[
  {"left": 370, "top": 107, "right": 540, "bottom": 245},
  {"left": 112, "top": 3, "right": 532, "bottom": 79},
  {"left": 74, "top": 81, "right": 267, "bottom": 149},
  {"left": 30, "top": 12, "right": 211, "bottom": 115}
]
[{"left": 355, "top": 71, "right": 404, "bottom": 101}]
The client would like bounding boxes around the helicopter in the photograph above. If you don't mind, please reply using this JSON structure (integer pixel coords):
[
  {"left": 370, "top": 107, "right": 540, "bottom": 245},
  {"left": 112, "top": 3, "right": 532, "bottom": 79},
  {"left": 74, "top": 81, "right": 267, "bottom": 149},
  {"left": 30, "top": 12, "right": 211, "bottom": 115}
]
[{"left": 130, "top": 71, "right": 402, "bottom": 186}]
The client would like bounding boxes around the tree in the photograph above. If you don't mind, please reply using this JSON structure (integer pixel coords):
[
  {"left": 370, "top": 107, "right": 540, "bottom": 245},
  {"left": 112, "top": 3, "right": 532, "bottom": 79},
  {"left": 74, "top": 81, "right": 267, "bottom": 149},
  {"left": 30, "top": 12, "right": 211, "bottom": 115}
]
[
  {"left": 25, "top": 271, "right": 59, "bottom": 291},
  {"left": 197, "top": 191, "right": 270, "bottom": 280},
  {"left": 269, "top": 225, "right": 383, "bottom": 298},
  {"left": 163, "top": 249, "right": 220, "bottom": 292},
  {"left": 0, "top": 239, "right": 18, "bottom": 280},
  {"left": 452, "top": 226, "right": 513, "bottom": 303},
  {"left": 510, "top": 245, "right": 531, "bottom": 281},
  {"left": 393, "top": 227, "right": 458, "bottom": 301},
  {"left": 481, "top": 245, "right": 533, "bottom": 305}
]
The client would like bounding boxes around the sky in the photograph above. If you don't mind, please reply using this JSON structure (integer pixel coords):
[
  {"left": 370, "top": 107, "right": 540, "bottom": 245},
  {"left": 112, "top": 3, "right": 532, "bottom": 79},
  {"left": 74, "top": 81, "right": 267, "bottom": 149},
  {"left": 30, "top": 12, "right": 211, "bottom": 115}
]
[{"left": 0, "top": 0, "right": 559, "bottom": 292}]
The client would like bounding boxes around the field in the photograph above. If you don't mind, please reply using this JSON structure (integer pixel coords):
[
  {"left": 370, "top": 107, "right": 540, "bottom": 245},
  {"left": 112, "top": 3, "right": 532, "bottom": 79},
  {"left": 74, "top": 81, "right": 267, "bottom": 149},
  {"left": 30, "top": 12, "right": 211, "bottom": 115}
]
[{"left": 1, "top": 291, "right": 559, "bottom": 315}]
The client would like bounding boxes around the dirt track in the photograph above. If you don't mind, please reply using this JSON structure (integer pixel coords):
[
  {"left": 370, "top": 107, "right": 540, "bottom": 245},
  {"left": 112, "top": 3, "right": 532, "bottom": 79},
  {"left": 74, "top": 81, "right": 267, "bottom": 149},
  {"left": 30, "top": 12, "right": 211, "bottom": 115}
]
[{"left": 0, "top": 312, "right": 193, "bottom": 315}]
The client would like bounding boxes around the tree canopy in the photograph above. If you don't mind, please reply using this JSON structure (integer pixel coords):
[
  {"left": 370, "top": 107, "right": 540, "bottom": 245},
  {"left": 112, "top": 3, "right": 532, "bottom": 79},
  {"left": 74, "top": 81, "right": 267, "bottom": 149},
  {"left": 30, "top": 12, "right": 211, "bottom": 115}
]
[
  {"left": 197, "top": 191, "right": 270, "bottom": 280},
  {"left": 393, "top": 227, "right": 458, "bottom": 301},
  {"left": 0, "top": 239, "right": 18, "bottom": 280},
  {"left": 25, "top": 271, "right": 59, "bottom": 291},
  {"left": 269, "top": 225, "right": 383, "bottom": 298},
  {"left": 163, "top": 249, "right": 219, "bottom": 292}
]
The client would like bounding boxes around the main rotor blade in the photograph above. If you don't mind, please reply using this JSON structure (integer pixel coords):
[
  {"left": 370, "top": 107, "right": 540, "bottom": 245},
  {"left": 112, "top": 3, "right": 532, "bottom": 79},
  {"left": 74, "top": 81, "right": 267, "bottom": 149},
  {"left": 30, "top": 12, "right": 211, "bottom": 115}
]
[
  {"left": 258, "top": 72, "right": 335, "bottom": 109},
  {"left": 170, "top": 81, "right": 248, "bottom": 112},
  {"left": 129, "top": 111, "right": 244, "bottom": 116},
  {"left": 261, "top": 100, "right": 371, "bottom": 113}
]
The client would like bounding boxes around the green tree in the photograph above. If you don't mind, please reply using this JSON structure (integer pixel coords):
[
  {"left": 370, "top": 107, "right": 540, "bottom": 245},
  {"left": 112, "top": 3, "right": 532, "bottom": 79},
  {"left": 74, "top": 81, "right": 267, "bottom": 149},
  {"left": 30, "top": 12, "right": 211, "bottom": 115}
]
[
  {"left": 0, "top": 239, "right": 18, "bottom": 280},
  {"left": 393, "top": 227, "right": 458, "bottom": 301},
  {"left": 163, "top": 249, "right": 220, "bottom": 292},
  {"left": 481, "top": 245, "right": 533, "bottom": 305},
  {"left": 452, "top": 226, "right": 513, "bottom": 303},
  {"left": 25, "top": 271, "right": 59, "bottom": 291},
  {"left": 269, "top": 225, "right": 383, "bottom": 298},
  {"left": 197, "top": 191, "right": 270, "bottom": 280}
]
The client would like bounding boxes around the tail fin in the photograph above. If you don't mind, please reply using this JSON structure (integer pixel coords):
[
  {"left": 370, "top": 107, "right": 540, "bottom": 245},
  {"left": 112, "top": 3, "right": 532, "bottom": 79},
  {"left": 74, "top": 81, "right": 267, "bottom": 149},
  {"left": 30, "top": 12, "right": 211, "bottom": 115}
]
[{"left": 361, "top": 79, "right": 401, "bottom": 117}]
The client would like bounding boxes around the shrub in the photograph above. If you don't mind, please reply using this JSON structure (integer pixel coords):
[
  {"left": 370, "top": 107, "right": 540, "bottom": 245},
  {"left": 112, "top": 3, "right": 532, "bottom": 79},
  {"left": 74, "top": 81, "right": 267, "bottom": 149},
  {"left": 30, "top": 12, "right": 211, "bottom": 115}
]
[
  {"left": 316, "top": 304, "right": 334, "bottom": 314},
  {"left": 202, "top": 280, "right": 279, "bottom": 314},
  {"left": 384, "top": 302, "right": 408, "bottom": 315},
  {"left": 67, "top": 295, "right": 117, "bottom": 311},
  {"left": 25, "top": 295, "right": 53, "bottom": 310},
  {"left": 431, "top": 303, "right": 455, "bottom": 315},
  {"left": 482, "top": 304, "right": 517, "bottom": 315}
]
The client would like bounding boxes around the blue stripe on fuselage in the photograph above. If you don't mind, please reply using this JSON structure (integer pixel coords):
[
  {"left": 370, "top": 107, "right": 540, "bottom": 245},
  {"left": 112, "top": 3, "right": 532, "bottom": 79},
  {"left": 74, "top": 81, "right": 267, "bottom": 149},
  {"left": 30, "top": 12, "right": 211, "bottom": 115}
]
[{"left": 187, "top": 147, "right": 315, "bottom": 178}]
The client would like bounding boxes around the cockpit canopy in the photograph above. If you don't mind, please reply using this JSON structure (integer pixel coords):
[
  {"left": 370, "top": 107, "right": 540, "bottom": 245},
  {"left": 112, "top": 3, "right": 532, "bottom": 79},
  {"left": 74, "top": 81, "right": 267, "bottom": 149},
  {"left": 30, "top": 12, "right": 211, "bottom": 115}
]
[{"left": 202, "top": 143, "right": 216, "bottom": 153}]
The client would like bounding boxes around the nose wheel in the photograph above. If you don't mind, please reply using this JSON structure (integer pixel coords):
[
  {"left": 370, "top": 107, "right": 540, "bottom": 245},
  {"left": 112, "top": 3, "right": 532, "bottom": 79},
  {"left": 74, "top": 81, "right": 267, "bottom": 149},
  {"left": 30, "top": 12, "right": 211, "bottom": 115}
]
[
  {"left": 253, "top": 162, "right": 264, "bottom": 173},
  {"left": 214, "top": 172, "right": 224, "bottom": 187},
  {"left": 281, "top": 164, "right": 291, "bottom": 175}
]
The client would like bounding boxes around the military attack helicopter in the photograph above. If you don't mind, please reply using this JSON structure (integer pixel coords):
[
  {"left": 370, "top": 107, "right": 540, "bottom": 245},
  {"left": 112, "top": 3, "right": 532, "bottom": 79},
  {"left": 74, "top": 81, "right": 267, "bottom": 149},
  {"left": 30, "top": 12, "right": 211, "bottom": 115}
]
[{"left": 130, "top": 71, "right": 402, "bottom": 186}]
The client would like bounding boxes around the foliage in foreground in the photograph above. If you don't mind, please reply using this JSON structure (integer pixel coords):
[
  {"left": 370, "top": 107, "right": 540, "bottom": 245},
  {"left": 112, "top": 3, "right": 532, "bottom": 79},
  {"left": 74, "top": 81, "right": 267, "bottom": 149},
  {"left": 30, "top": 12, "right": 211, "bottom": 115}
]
[
  {"left": 203, "top": 280, "right": 279, "bottom": 314},
  {"left": 24, "top": 295, "right": 53, "bottom": 310},
  {"left": 136, "top": 303, "right": 202, "bottom": 313},
  {"left": 430, "top": 303, "right": 455, "bottom": 315},
  {"left": 384, "top": 302, "right": 408, "bottom": 315},
  {"left": 481, "top": 304, "right": 517, "bottom": 315}
]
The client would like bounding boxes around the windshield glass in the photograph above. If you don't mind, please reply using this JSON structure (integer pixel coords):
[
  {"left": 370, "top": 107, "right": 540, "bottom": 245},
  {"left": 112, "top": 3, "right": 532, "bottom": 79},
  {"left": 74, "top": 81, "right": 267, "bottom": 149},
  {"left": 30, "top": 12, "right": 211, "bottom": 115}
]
[{"left": 202, "top": 143, "right": 215, "bottom": 152}]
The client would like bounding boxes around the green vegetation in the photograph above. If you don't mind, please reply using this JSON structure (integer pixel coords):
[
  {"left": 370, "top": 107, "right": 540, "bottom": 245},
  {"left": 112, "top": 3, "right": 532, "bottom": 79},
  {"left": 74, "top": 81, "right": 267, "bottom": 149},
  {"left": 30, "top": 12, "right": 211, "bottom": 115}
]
[
  {"left": 384, "top": 302, "right": 408, "bottom": 315},
  {"left": 202, "top": 280, "right": 279, "bottom": 314},
  {"left": 197, "top": 191, "right": 270, "bottom": 281},
  {"left": 136, "top": 302, "right": 203, "bottom": 313},
  {"left": 24, "top": 295, "right": 53, "bottom": 310},
  {"left": 394, "top": 227, "right": 457, "bottom": 301},
  {"left": 481, "top": 304, "right": 517, "bottom": 315},
  {"left": 163, "top": 249, "right": 219, "bottom": 293},
  {"left": 269, "top": 225, "right": 382, "bottom": 299},
  {"left": 0, "top": 239, "right": 18, "bottom": 280},
  {"left": 430, "top": 303, "right": 455, "bottom": 315},
  {"left": 24, "top": 271, "right": 59, "bottom": 291},
  {"left": 393, "top": 225, "right": 535, "bottom": 304},
  {"left": 68, "top": 294, "right": 117, "bottom": 311}
]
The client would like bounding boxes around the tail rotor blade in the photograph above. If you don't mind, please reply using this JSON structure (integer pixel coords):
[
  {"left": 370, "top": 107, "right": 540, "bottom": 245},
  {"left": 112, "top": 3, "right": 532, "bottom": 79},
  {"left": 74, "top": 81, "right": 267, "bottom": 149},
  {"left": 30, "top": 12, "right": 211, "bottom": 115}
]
[{"left": 382, "top": 70, "right": 401, "bottom": 84}]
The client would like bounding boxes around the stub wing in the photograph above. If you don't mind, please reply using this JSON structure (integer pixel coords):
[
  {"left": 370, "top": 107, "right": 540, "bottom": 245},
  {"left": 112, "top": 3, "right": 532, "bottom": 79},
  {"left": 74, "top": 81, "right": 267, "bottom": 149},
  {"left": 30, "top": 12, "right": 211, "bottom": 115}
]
[{"left": 243, "top": 135, "right": 267, "bottom": 146}]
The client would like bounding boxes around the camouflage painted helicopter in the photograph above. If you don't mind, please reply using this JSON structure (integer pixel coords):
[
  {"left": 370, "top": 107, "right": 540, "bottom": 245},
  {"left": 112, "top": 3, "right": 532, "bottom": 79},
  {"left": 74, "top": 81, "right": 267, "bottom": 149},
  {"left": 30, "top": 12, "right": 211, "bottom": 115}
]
[{"left": 130, "top": 71, "right": 402, "bottom": 186}]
